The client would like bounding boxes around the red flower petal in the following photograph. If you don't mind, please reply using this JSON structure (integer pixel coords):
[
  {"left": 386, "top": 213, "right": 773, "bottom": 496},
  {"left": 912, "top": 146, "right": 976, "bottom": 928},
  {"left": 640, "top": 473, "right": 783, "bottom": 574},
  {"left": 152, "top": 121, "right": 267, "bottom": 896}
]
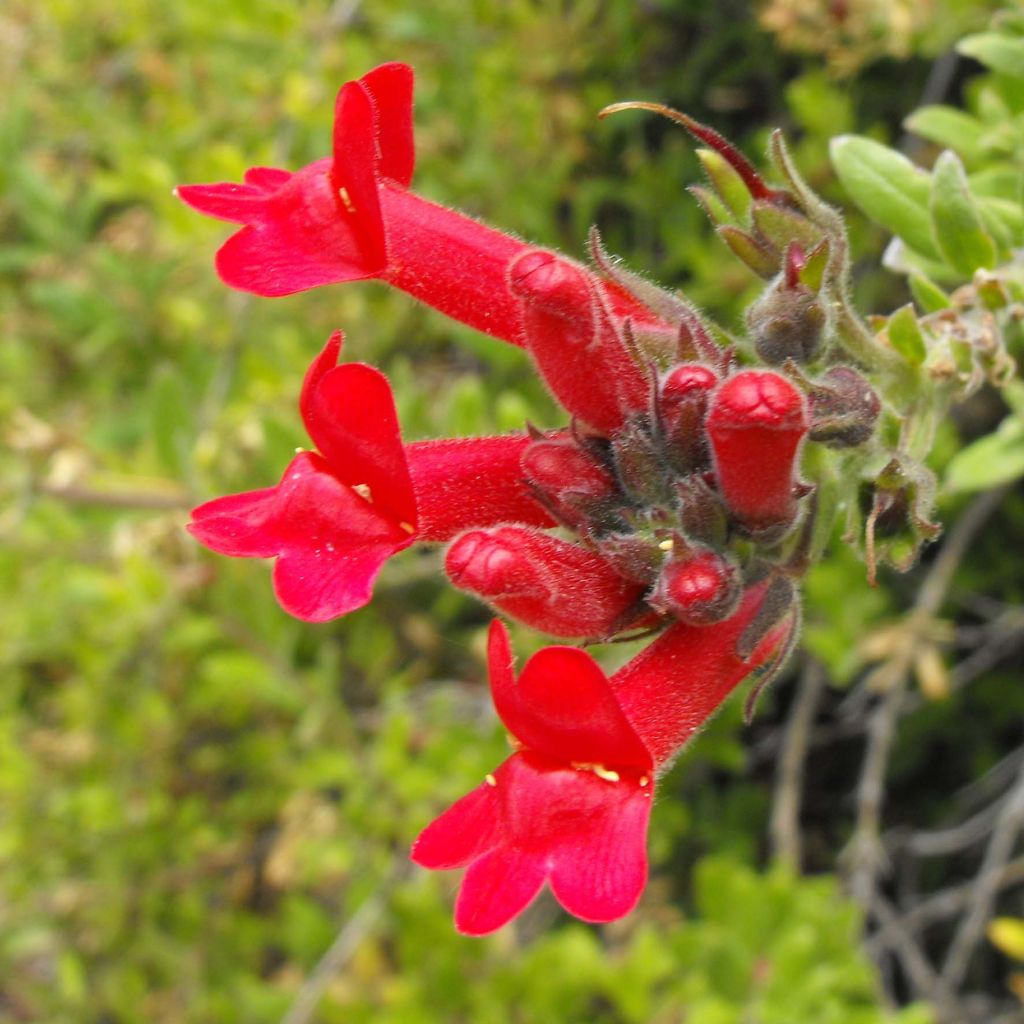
[
  {"left": 450, "top": 752, "right": 652, "bottom": 934},
  {"left": 359, "top": 62, "right": 415, "bottom": 187},
  {"left": 187, "top": 486, "right": 283, "bottom": 558},
  {"left": 488, "top": 621, "right": 653, "bottom": 769},
  {"left": 189, "top": 453, "right": 412, "bottom": 622},
  {"left": 546, "top": 772, "right": 651, "bottom": 923},
  {"left": 212, "top": 160, "right": 381, "bottom": 297},
  {"left": 174, "top": 181, "right": 271, "bottom": 224},
  {"left": 410, "top": 782, "right": 501, "bottom": 870},
  {"left": 243, "top": 166, "right": 292, "bottom": 191},
  {"left": 331, "top": 81, "right": 387, "bottom": 270},
  {"left": 454, "top": 846, "right": 546, "bottom": 936},
  {"left": 298, "top": 336, "right": 416, "bottom": 526}
]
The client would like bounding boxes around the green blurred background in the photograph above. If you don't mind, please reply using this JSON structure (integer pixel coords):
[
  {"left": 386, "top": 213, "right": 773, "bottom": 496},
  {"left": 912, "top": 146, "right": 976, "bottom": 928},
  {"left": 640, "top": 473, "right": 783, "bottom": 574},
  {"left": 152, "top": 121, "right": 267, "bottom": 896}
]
[{"left": 3, "top": 1, "right": 1022, "bottom": 1021}]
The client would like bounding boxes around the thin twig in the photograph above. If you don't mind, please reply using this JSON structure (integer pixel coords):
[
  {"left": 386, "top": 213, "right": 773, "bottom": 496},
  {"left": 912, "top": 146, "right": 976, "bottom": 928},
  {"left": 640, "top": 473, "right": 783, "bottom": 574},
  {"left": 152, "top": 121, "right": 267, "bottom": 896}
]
[
  {"left": 36, "top": 482, "right": 192, "bottom": 510},
  {"left": 939, "top": 757, "right": 1024, "bottom": 998},
  {"left": 869, "top": 890, "right": 943, "bottom": 1001},
  {"left": 280, "top": 873, "right": 395, "bottom": 1024},
  {"left": 867, "top": 857, "right": 1024, "bottom": 955},
  {"left": 770, "top": 658, "right": 825, "bottom": 870},
  {"left": 844, "top": 487, "right": 1010, "bottom": 978}
]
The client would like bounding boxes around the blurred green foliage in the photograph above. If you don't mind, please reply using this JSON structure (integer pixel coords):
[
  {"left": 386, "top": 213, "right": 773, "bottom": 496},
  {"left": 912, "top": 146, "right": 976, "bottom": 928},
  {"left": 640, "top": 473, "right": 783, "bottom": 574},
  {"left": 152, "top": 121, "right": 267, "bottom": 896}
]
[{"left": 2, "top": 0, "right": 1017, "bottom": 1021}]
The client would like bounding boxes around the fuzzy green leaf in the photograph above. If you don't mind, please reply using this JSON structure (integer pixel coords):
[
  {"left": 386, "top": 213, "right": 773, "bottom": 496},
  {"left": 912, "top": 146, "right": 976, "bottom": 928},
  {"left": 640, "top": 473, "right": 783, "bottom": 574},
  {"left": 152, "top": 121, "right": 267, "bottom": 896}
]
[
  {"left": 930, "top": 150, "right": 998, "bottom": 274},
  {"left": 886, "top": 304, "right": 927, "bottom": 366},
  {"left": 945, "top": 413, "right": 1024, "bottom": 492},
  {"left": 908, "top": 274, "right": 950, "bottom": 314},
  {"left": 958, "top": 31, "right": 1024, "bottom": 78},
  {"left": 904, "top": 106, "right": 986, "bottom": 165},
  {"left": 830, "top": 135, "right": 940, "bottom": 259}
]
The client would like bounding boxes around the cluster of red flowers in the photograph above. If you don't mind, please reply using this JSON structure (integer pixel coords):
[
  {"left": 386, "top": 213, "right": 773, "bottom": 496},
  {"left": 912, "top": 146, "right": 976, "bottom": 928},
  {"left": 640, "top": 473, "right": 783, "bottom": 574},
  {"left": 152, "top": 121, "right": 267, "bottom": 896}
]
[{"left": 178, "top": 63, "right": 873, "bottom": 934}]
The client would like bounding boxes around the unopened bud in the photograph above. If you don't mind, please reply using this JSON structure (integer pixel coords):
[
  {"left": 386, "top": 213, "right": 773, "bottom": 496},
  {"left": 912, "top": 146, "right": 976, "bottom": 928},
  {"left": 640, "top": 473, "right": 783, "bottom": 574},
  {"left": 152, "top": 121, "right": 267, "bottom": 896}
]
[
  {"left": 611, "top": 419, "right": 671, "bottom": 505},
  {"left": 445, "top": 527, "right": 644, "bottom": 638},
  {"left": 659, "top": 363, "right": 719, "bottom": 472},
  {"left": 595, "top": 532, "right": 663, "bottom": 585},
  {"left": 510, "top": 250, "right": 648, "bottom": 433},
  {"left": 509, "top": 250, "right": 591, "bottom": 320},
  {"left": 808, "top": 366, "right": 881, "bottom": 448},
  {"left": 521, "top": 436, "right": 618, "bottom": 531},
  {"left": 747, "top": 281, "right": 826, "bottom": 365},
  {"left": 706, "top": 371, "right": 809, "bottom": 538},
  {"left": 650, "top": 546, "right": 741, "bottom": 626}
]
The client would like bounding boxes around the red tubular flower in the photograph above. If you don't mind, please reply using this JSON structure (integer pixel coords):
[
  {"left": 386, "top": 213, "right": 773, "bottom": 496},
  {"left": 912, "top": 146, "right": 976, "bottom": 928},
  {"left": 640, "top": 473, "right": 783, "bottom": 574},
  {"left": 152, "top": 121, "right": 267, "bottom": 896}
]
[
  {"left": 705, "top": 370, "right": 809, "bottom": 536},
  {"left": 411, "top": 621, "right": 655, "bottom": 935},
  {"left": 413, "top": 583, "right": 795, "bottom": 934},
  {"left": 188, "top": 331, "right": 417, "bottom": 621},
  {"left": 445, "top": 526, "right": 645, "bottom": 638},
  {"left": 189, "top": 333, "right": 553, "bottom": 621},
  {"left": 509, "top": 250, "right": 649, "bottom": 433},
  {"left": 178, "top": 63, "right": 674, "bottom": 352}
]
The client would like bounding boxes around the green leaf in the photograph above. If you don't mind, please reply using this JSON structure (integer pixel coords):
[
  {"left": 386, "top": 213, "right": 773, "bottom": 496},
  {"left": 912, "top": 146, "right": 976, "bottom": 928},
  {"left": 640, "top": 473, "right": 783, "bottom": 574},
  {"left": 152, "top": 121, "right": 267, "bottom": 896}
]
[
  {"left": 977, "top": 195, "right": 1024, "bottom": 249},
  {"left": 830, "top": 135, "right": 940, "bottom": 259},
  {"left": 904, "top": 106, "right": 986, "bottom": 165},
  {"left": 929, "top": 150, "right": 997, "bottom": 274},
  {"left": 944, "top": 413, "right": 1024, "bottom": 492},
  {"left": 908, "top": 274, "right": 950, "bottom": 313},
  {"left": 958, "top": 31, "right": 1024, "bottom": 78},
  {"left": 886, "top": 304, "right": 927, "bottom": 366}
]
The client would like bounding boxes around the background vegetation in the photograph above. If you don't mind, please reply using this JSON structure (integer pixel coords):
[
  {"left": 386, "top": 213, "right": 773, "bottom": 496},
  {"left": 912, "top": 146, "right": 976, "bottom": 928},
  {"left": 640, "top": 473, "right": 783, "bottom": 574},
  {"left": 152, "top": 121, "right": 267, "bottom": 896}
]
[{"left": 1, "top": 1, "right": 1021, "bottom": 1021}]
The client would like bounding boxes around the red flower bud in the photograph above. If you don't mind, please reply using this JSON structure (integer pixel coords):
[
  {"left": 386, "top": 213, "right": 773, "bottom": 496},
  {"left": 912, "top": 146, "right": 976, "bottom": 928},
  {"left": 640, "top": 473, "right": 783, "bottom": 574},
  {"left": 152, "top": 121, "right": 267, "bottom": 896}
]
[
  {"left": 520, "top": 435, "right": 618, "bottom": 530},
  {"left": 706, "top": 370, "right": 808, "bottom": 537},
  {"left": 509, "top": 251, "right": 648, "bottom": 433},
  {"left": 649, "top": 545, "right": 741, "bottom": 626},
  {"left": 445, "top": 527, "right": 644, "bottom": 638},
  {"left": 658, "top": 362, "right": 718, "bottom": 471}
]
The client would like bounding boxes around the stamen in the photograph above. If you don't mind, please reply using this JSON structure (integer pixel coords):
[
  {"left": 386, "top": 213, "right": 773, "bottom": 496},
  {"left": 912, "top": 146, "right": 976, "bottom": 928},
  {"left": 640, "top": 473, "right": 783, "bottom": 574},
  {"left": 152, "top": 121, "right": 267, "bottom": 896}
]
[{"left": 338, "top": 186, "right": 356, "bottom": 214}]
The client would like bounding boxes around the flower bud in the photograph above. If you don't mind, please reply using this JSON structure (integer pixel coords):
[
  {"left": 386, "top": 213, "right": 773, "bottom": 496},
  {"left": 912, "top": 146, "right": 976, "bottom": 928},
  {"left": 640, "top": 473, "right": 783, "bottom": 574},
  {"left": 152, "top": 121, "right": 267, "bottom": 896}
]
[
  {"left": 445, "top": 527, "right": 645, "bottom": 638},
  {"left": 807, "top": 366, "right": 881, "bottom": 448},
  {"left": 706, "top": 371, "right": 809, "bottom": 538},
  {"left": 611, "top": 419, "right": 671, "bottom": 506},
  {"left": 747, "top": 282, "right": 826, "bottom": 366},
  {"left": 594, "top": 532, "right": 664, "bottom": 585},
  {"left": 521, "top": 435, "right": 618, "bottom": 532},
  {"left": 649, "top": 545, "right": 741, "bottom": 626},
  {"left": 658, "top": 363, "right": 718, "bottom": 472},
  {"left": 510, "top": 250, "right": 648, "bottom": 433}
]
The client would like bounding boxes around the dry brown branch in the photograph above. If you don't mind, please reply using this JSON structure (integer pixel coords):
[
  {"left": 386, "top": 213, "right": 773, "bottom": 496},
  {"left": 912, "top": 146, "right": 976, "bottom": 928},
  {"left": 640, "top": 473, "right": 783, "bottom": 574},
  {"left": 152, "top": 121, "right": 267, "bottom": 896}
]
[{"left": 770, "top": 658, "right": 826, "bottom": 870}]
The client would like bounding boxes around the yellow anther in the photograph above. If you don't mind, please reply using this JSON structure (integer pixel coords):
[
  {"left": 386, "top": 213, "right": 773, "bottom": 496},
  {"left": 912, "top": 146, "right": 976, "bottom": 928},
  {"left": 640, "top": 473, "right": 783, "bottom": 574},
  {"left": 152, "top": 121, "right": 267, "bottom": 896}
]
[
  {"left": 485, "top": 773, "right": 497, "bottom": 787},
  {"left": 399, "top": 521, "right": 415, "bottom": 535},
  {"left": 352, "top": 483, "right": 373, "bottom": 502},
  {"left": 658, "top": 538, "right": 674, "bottom": 552},
  {"left": 639, "top": 775, "right": 650, "bottom": 788},
  {"left": 338, "top": 186, "right": 356, "bottom": 213}
]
